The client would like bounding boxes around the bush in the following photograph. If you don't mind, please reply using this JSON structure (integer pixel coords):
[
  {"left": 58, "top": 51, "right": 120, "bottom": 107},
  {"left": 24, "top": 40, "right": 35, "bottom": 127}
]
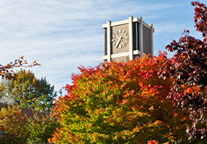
[{"left": 0, "top": 105, "right": 29, "bottom": 144}]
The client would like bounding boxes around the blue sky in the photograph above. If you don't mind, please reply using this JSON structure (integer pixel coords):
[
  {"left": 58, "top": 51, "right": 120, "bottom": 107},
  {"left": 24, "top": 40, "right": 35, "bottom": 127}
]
[{"left": 0, "top": 0, "right": 206, "bottom": 93}]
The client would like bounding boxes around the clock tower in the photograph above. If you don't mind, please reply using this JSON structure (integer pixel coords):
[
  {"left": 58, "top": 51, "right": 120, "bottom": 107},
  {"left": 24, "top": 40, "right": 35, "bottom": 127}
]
[{"left": 102, "top": 16, "right": 154, "bottom": 62}]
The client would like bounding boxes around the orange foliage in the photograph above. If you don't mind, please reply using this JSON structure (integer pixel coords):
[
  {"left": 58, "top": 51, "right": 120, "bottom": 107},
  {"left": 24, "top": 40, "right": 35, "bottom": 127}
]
[{"left": 50, "top": 54, "right": 190, "bottom": 143}]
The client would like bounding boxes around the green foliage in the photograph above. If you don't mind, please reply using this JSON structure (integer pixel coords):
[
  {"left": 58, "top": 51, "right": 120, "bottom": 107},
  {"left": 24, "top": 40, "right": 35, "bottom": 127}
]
[
  {"left": 0, "top": 69, "right": 57, "bottom": 112},
  {"left": 50, "top": 55, "right": 190, "bottom": 144},
  {"left": 27, "top": 113, "right": 60, "bottom": 144},
  {"left": 0, "top": 105, "right": 29, "bottom": 144}
]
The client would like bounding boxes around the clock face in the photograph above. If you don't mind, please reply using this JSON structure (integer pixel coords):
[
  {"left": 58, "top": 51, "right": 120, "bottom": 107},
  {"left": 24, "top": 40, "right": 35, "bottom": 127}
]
[{"left": 112, "top": 29, "right": 129, "bottom": 49}]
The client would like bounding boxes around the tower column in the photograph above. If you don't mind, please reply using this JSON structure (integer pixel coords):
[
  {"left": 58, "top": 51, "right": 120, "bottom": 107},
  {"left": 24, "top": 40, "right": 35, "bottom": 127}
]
[
  {"left": 138, "top": 17, "right": 143, "bottom": 56},
  {"left": 129, "top": 16, "right": 133, "bottom": 60},
  {"left": 107, "top": 21, "right": 111, "bottom": 62}
]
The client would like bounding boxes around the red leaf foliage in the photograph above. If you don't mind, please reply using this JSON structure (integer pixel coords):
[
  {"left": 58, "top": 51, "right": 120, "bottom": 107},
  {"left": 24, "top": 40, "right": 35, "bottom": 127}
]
[
  {"left": 159, "top": 1, "right": 207, "bottom": 141},
  {"left": 0, "top": 56, "right": 40, "bottom": 81}
]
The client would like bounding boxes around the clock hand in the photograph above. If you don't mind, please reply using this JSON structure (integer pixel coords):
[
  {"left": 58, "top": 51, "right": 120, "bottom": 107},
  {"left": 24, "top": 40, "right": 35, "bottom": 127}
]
[{"left": 115, "top": 36, "right": 123, "bottom": 48}]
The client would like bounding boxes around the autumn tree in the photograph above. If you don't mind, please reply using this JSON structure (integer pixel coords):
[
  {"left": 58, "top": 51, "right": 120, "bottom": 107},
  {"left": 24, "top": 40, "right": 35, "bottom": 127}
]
[
  {"left": 0, "top": 104, "right": 60, "bottom": 144},
  {"left": 159, "top": 1, "right": 207, "bottom": 141},
  {"left": 0, "top": 69, "right": 57, "bottom": 113},
  {"left": 49, "top": 54, "right": 190, "bottom": 144},
  {"left": 0, "top": 56, "right": 39, "bottom": 98},
  {"left": 0, "top": 57, "right": 39, "bottom": 128},
  {"left": 0, "top": 105, "right": 30, "bottom": 144}
]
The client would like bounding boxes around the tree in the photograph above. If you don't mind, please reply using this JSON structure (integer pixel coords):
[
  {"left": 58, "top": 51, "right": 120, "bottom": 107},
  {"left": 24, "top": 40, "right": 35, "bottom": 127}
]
[
  {"left": 27, "top": 113, "right": 60, "bottom": 144},
  {"left": 0, "top": 57, "right": 39, "bottom": 128},
  {"left": 49, "top": 54, "right": 190, "bottom": 144},
  {"left": 0, "top": 56, "right": 39, "bottom": 102},
  {"left": 159, "top": 1, "right": 207, "bottom": 141},
  {"left": 0, "top": 69, "right": 57, "bottom": 113},
  {"left": 32, "top": 77, "right": 57, "bottom": 112},
  {"left": 0, "top": 105, "right": 30, "bottom": 144}
]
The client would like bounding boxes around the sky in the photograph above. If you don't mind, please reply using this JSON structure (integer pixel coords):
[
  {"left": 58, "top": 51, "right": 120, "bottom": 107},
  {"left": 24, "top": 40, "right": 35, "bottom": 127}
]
[{"left": 0, "top": 0, "right": 206, "bottom": 94}]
